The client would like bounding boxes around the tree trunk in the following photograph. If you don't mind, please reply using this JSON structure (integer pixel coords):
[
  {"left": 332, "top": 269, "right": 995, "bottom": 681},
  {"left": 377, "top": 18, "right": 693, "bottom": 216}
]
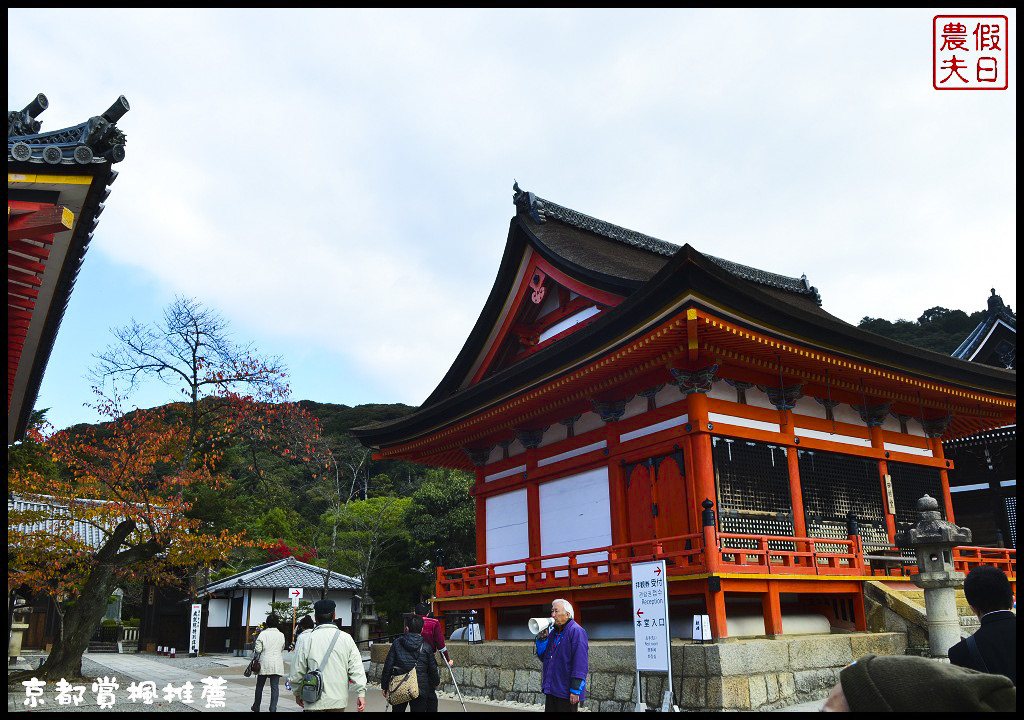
[{"left": 24, "top": 521, "right": 163, "bottom": 681}]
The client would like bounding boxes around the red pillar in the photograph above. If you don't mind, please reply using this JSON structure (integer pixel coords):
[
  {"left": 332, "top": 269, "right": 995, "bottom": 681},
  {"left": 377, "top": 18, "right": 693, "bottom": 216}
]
[
  {"left": 929, "top": 438, "right": 956, "bottom": 522},
  {"left": 483, "top": 601, "right": 498, "bottom": 641},
  {"left": 705, "top": 585, "right": 727, "bottom": 640},
  {"left": 762, "top": 581, "right": 783, "bottom": 637},
  {"left": 870, "top": 426, "right": 896, "bottom": 544}
]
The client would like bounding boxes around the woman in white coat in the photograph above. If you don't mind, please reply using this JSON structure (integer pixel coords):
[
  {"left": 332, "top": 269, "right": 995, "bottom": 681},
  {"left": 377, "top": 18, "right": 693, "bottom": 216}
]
[{"left": 251, "top": 613, "right": 286, "bottom": 712}]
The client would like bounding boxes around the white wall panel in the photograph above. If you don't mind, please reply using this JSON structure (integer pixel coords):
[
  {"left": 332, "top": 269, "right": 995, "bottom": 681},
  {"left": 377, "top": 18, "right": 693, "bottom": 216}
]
[
  {"left": 539, "top": 467, "right": 611, "bottom": 559},
  {"left": 486, "top": 489, "right": 529, "bottom": 565}
]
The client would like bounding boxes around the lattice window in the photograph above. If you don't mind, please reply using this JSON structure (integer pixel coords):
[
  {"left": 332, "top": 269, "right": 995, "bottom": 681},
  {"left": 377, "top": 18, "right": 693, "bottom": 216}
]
[
  {"left": 713, "top": 436, "right": 794, "bottom": 551},
  {"left": 797, "top": 449, "right": 890, "bottom": 551},
  {"left": 888, "top": 461, "right": 944, "bottom": 525}
]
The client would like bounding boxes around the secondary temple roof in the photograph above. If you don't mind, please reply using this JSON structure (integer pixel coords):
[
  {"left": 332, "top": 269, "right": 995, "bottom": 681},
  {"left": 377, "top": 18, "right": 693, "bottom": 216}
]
[{"left": 353, "top": 185, "right": 1015, "bottom": 462}]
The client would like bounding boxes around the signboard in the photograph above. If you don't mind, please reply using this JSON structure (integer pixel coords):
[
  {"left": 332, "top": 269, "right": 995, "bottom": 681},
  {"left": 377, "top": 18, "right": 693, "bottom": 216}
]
[
  {"left": 288, "top": 587, "right": 303, "bottom": 608},
  {"left": 189, "top": 603, "right": 202, "bottom": 654},
  {"left": 883, "top": 474, "right": 896, "bottom": 515},
  {"left": 692, "top": 614, "right": 711, "bottom": 642},
  {"left": 631, "top": 560, "right": 670, "bottom": 672}
]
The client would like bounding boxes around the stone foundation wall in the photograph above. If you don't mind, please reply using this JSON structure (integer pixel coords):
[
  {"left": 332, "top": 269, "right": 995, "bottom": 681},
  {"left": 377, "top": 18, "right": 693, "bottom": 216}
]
[{"left": 369, "top": 632, "right": 907, "bottom": 711}]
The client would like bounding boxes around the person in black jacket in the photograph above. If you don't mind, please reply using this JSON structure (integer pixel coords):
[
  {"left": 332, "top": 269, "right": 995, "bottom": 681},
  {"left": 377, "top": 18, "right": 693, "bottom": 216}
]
[
  {"left": 948, "top": 565, "right": 1016, "bottom": 685},
  {"left": 381, "top": 614, "right": 440, "bottom": 712}
]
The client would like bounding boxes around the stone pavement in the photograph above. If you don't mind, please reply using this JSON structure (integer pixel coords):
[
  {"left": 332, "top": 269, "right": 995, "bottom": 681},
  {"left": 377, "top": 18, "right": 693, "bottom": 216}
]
[{"left": 9, "top": 650, "right": 825, "bottom": 712}]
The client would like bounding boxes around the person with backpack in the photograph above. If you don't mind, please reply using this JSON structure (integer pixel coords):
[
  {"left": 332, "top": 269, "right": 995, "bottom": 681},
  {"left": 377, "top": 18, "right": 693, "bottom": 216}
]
[
  {"left": 380, "top": 614, "right": 440, "bottom": 712},
  {"left": 288, "top": 599, "right": 366, "bottom": 712}
]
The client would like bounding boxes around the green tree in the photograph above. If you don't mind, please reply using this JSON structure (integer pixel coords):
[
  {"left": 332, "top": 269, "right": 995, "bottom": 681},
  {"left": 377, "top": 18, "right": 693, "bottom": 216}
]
[{"left": 407, "top": 468, "right": 476, "bottom": 571}]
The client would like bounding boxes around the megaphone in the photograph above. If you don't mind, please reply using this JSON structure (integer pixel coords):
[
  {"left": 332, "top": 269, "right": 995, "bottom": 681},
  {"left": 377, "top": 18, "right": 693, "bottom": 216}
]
[{"left": 528, "top": 617, "right": 554, "bottom": 635}]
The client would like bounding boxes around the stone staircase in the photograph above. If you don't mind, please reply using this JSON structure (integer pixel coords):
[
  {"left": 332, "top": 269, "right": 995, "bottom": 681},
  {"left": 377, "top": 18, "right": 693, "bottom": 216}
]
[
  {"left": 86, "top": 641, "right": 120, "bottom": 653},
  {"left": 863, "top": 581, "right": 979, "bottom": 656}
]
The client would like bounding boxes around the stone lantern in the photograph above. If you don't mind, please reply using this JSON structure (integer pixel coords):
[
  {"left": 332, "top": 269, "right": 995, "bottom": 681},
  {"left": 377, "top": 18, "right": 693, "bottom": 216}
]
[{"left": 894, "top": 494, "right": 972, "bottom": 659}]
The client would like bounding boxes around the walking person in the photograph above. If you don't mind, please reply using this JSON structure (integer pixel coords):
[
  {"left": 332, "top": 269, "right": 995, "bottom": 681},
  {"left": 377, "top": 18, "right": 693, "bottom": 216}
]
[
  {"left": 289, "top": 614, "right": 315, "bottom": 652},
  {"left": 381, "top": 614, "right": 440, "bottom": 713},
  {"left": 252, "top": 613, "right": 286, "bottom": 712},
  {"left": 288, "top": 599, "right": 367, "bottom": 712},
  {"left": 535, "top": 598, "right": 589, "bottom": 712},
  {"left": 948, "top": 565, "right": 1017, "bottom": 685},
  {"left": 415, "top": 602, "right": 453, "bottom": 667}
]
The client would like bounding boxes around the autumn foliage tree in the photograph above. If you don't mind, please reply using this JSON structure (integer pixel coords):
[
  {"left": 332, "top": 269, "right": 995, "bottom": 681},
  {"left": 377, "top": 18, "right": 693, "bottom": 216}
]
[{"left": 8, "top": 398, "right": 252, "bottom": 681}]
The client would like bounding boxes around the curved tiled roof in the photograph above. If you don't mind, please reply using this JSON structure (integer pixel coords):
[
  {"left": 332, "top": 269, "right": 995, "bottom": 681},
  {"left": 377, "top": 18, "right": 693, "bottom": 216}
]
[
  {"left": 512, "top": 182, "right": 822, "bottom": 304},
  {"left": 199, "top": 556, "right": 361, "bottom": 593}
]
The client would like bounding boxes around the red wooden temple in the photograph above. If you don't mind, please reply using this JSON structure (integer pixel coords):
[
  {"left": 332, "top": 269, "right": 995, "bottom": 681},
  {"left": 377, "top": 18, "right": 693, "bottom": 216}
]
[
  {"left": 354, "top": 184, "right": 1016, "bottom": 640},
  {"left": 7, "top": 93, "right": 130, "bottom": 444}
]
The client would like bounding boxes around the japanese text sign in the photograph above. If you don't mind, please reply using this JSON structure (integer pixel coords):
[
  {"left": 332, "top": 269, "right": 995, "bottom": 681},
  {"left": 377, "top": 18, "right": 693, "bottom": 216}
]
[
  {"left": 934, "top": 15, "right": 1008, "bottom": 90},
  {"left": 189, "top": 604, "right": 202, "bottom": 655},
  {"left": 631, "top": 560, "right": 670, "bottom": 672}
]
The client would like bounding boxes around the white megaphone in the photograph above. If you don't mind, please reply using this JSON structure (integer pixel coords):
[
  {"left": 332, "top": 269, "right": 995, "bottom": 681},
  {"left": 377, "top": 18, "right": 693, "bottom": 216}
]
[{"left": 528, "top": 617, "right": 554, "bottom": 635}]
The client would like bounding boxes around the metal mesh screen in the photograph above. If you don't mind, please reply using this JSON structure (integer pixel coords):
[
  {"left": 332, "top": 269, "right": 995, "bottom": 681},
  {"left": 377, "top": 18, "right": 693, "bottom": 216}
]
[
  {"left": 888, "top": 461, "right": 944, "bottom": 525},
  {"left": 712, "top": 436, "right": 794, "bottom": 550},
  {"left": 798, "top": 449, "right": 891, "bottom": 551},
  {"left": 1006, "top": 496, "right": 1017, "bottom": 548}
]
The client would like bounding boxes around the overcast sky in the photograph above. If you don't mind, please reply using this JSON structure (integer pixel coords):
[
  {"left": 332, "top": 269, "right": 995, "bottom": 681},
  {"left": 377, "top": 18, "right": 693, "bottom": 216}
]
[{"left": 8, "top": 8, "right": 1016, "bottom": 433}]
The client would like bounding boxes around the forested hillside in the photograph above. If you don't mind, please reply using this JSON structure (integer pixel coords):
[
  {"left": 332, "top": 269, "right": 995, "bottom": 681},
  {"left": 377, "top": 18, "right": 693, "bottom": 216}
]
[{"left": 857, "top": 306, "right": 992, "bottom": 354}]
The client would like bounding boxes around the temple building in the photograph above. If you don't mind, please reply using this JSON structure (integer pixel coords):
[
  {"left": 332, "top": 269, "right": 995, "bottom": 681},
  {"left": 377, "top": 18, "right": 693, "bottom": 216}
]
[
  {"left": 8, "top": 93, "right": 130, "bottom": 443},
  {"left": 944, "top": 289, "right": 1016, "bottom": 549},
  {"left": 353, "top": 184, "right": 1016, "bottom": 640}
]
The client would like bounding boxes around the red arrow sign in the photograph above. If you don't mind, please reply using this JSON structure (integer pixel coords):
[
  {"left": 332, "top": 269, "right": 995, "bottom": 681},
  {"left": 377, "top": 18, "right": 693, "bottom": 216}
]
[
  {"left": 654, "top": 567, "right": 662, "bottom": 576},
  {"left": 636, "top": 609, "right": 644, "bottom": 617},
  {"left": 290, "top": 589, "right": 301, "bottom": 598}
]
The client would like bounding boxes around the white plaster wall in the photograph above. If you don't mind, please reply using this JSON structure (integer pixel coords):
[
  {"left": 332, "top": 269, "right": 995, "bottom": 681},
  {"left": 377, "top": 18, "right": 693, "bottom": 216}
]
[
  {"left": 486, "top": 489, "right": 529, "bottom": 565},
  {"left": 539, "top": 468, "right": 611, "bottom": 577},
  {"left": 208, "top": 598, "right": 230, "bottom": 628},
  {"left": 539, "top": 423, "right": 568, "bottom": 448},
  {"left": 881, "top": 414, "right": 902, "bottom": 433},
  {"left": 832, "top": 404, "right": 864, "bottom": 426},
  {"left": 655, "top": 383, "right": 683, "bottom": 408},
  {"left": 707, "top": 380, "right": 733, "bottom": 401},
  {"left": 507, "top": 438, "right": 526, "bottom": 458},
  {"left": 744, "top": 385, "right": 776, "bottom": 410},
  {"left": 792, "top": 395, "right": 826, "bottom": 419},
  {"left": 574, "top": 411, "right": 605, "bottom": 436},
  {"left": 486, "top": 446, "right": 503, "bottom": 465},
  {"left": 621, "top": 394, "right": 647, "bottom": 421},
  {"left": 905, "top": 418, "right": 927, "bottom": 438}
]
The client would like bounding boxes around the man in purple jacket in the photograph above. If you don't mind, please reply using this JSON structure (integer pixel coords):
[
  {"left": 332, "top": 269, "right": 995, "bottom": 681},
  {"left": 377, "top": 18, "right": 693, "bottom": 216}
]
[{"left": 535, "top": 598, "right": 589, "bottom": 712}]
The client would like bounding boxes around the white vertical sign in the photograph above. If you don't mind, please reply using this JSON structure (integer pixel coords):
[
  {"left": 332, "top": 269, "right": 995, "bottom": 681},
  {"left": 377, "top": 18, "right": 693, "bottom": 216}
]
[
  {"left": 289, "top": 587, "right": 303, "bottom": 608},
  {"left": 189, "top": 603, "right": 202, "bottom": 654},
  {"left": 631, "top": 560, "right": 670, "bottom": 672}
]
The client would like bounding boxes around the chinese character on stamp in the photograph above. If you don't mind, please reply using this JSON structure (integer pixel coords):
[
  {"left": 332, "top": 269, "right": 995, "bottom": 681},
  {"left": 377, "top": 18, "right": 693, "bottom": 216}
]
[{"left": 934, "top": 15, "right": 1009, "bottom": 90}]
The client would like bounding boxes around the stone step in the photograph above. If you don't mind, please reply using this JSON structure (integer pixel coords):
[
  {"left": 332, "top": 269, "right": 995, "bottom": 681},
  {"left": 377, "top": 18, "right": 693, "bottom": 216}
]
[{"left": 87, "top": 642, "right": 120, "bottom": 653}]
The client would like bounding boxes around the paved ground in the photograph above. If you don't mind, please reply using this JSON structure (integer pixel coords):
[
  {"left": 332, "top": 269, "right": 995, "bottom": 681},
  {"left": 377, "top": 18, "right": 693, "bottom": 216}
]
[{"left": 9, "top": 651, "right": 825, "bottom": 712}]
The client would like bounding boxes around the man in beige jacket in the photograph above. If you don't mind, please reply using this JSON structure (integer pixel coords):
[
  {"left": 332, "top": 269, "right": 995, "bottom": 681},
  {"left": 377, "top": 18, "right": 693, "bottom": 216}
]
[{"left": 289, "top": 599, "right": 366, "bottom": 712}]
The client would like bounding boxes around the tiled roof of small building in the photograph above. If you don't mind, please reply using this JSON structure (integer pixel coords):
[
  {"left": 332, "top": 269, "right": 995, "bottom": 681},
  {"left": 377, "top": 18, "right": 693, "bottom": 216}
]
[
  {"left": 199, "top": 556, "right": 361, "bottom": 593},
  {"left": 9, "top": 494, "right": 127, "bottom": 550},
  {"left": 8, "top": 93, "right": 129, "bottom": 166}
]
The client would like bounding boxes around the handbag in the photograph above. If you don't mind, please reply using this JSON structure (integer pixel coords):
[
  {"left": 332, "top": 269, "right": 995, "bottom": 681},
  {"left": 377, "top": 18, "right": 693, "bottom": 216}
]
[
  {"left": 386, "top": 666, "right": 420, "bottom": 705},
  {"left": 244, "top": 650, "right": 262, "bottom": 677}
]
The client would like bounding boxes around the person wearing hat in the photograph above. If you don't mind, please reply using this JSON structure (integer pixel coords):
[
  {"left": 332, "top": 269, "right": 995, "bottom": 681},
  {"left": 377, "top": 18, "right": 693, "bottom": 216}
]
[
  {"left": 822, "top": 654, "right": 1015, "bottom": 712},
  {"left": 288, "top": 599, "right": 367, "bottom": 712}
]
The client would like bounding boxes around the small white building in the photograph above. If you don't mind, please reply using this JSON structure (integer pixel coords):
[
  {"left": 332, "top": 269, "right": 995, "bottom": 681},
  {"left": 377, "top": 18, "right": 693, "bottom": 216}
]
[{"left": 197, "top": 556, "right": 361, "bottom": 653}]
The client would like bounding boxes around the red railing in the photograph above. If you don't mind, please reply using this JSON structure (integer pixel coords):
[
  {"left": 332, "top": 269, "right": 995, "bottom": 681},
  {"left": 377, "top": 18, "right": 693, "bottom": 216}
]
[
  {"left": 717, "top": 533, "right": 864, "bottom": 575},
  {"left": 953, "top": 546, "right": 1016, "bottom": 577},
  {"left": 436, "top": 532, "right": 705, "bottom": 598},
  {"left": 436, "top": 534, "right": 1015, "bottom": 599}
]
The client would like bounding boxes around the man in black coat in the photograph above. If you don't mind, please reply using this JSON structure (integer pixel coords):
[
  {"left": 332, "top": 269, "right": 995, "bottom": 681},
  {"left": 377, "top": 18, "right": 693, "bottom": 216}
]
[
  {"left": 948, "top": 565, "right": 1016, "bottom": 685},
  {"left": 381, "top": 614, "right": 441, "bottom": 712}
]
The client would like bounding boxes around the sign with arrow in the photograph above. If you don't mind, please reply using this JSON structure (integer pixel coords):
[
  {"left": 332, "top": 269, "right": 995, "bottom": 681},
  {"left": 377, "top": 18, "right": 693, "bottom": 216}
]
[
  {"left": 631, "top": 560, "right": 670, "bottom": 672},
  {"left": 288, "top": 588, "right": 303, "bottom": 608}
]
